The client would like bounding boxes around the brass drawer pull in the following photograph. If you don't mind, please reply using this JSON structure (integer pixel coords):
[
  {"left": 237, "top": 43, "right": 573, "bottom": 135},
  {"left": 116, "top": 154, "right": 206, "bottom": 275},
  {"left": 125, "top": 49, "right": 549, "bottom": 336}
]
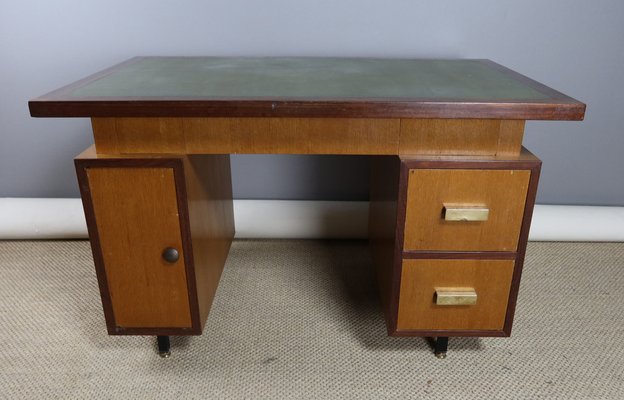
[
  {"left": 443, "top": 204, "right": 489, "bottom": 222},
  {"left": 435, "top": 288, "right": 478, "bottom": 305}
]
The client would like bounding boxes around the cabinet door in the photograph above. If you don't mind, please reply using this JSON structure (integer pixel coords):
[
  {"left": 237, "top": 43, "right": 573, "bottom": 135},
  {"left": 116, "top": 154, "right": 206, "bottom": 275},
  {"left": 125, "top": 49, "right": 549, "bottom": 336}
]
[{"left": 86, "top": 166, "right": 192, "bottom": 330}]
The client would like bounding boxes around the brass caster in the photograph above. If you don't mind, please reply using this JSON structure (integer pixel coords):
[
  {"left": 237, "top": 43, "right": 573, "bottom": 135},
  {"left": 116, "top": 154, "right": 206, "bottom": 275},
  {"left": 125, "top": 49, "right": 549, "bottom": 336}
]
[
  {"left": 435, "top": 352, "right": 447, "bottom": 359},
  {"left": 159, "top": 351, "right": 171, "bottom": 359}
]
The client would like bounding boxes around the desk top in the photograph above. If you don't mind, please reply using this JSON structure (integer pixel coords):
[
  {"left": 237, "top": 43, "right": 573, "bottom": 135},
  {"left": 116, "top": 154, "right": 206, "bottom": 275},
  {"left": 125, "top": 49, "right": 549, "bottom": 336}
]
[{"left": 29, "top": 57, "right": 585, "bottom": 120}]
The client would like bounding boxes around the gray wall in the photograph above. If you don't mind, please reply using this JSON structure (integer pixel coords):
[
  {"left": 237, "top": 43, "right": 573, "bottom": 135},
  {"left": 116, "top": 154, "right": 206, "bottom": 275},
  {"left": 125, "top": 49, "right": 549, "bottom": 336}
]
[{"left": 1, "top": 0, "right": 622, "bottom": 205}]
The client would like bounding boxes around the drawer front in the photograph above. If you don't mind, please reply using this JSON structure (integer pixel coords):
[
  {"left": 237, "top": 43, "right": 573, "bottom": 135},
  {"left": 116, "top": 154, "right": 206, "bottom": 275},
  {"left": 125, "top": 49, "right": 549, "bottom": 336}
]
[
  {"left": 403, "top": 168, "right": 531, "bottom": 252},
  {"left": 397, "top": 259, "right": 514, "bottom": 331},
  {"left": 86, "top": 167, "right": 192, "bottom": 329}
]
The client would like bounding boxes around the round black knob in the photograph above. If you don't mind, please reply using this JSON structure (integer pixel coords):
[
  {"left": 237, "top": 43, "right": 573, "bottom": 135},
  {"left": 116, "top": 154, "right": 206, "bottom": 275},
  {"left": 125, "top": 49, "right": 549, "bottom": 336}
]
[{"left": 162, "top": 247, "right": 179, "bottom": 263}]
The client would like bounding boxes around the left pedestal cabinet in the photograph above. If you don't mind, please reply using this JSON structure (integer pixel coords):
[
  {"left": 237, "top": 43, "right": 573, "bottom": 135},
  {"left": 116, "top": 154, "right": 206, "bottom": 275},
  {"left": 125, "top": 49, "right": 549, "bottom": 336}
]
[{"left": 75, "top": 147, "right": 235, "bottom": 336}]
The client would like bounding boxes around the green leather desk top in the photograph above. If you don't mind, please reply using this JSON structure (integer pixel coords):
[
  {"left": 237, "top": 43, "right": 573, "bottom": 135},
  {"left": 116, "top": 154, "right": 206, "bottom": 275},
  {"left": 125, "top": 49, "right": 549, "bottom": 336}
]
[{"left": 29, "top": 57, "right": 585, "bottom": 120}]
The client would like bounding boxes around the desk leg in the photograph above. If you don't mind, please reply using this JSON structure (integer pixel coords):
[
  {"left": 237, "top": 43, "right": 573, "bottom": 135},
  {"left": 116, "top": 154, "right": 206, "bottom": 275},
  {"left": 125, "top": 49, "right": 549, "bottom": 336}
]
[
  {"left": 157, "top": 336, "right": 171, "bottom": 358},
  {"left": 434, "top": 337, "right": 449, "bottom": 359}
]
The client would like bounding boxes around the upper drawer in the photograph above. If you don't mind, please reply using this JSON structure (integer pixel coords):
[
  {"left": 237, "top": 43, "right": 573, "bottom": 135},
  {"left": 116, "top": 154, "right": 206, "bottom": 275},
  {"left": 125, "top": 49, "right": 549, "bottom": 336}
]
[{"left": 403, "top": 168, "right": 531, "bottom": 252}]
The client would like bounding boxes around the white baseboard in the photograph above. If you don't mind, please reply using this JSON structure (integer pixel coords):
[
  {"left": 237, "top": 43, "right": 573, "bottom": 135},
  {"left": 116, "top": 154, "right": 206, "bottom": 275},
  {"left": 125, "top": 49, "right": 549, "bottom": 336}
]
[
  {"left": 1, "top": 198, "right": 623, "bottom": 241},
  {"left": 0, "top": 198, "right": 87, "bottom": 239}
]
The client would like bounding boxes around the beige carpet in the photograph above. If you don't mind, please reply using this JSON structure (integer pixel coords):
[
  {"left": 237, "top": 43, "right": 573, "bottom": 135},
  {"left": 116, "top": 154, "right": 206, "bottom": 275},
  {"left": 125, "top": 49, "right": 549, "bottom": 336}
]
[{"left": 0, "top": 240, "right": 623, "bottom": 399}]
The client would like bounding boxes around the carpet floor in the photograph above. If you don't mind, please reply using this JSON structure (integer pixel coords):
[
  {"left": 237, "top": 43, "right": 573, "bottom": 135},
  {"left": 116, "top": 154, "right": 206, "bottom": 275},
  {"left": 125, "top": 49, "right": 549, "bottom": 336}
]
[{"left": 0, "top": 240, "right": 623, "bottom": 399}]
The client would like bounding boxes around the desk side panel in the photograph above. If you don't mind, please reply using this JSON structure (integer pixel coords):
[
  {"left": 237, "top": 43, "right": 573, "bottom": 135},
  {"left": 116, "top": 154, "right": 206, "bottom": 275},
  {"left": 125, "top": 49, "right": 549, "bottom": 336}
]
[
  {"left": 369, "top": 156, "right": 402, "bottom": 333},
  {"left": 183, "top": 155, "right": 235, "bottom": 327}
]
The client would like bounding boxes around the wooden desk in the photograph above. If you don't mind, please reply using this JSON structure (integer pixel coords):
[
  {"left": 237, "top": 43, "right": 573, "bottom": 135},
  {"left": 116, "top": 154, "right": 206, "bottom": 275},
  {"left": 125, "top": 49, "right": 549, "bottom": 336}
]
[{"left": 29, "top": 57, "right": 585, "bottom": 358}]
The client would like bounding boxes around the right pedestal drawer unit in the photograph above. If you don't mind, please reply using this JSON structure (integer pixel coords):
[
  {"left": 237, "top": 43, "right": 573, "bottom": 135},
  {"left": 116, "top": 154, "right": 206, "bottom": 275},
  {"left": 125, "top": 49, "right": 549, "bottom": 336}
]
[{"left": 369, "top": 148, "right": 541, "bottom": 337}]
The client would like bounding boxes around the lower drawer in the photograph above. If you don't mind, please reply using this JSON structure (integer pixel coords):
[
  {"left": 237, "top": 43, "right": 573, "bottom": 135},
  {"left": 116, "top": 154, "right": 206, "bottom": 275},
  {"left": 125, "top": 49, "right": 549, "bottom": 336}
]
[{"left": 396, "top": 259, "right": 514, "bottom": 332}]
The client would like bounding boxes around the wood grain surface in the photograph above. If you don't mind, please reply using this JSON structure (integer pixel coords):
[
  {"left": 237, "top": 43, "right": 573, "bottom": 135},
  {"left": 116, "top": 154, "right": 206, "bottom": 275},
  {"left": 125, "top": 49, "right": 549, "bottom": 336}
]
[
  {"left": 397, "top": 259, "right": 514, "bottom": 331},
  {"left": 183, "top": 118, "right": 400, "bottom": 154},
  {"left": 92, "top": 117, "right": 400, "bottom": 154},
  {"left": 75, "top": 147, "right": 235, "bottom": 335},
  {"left": 502, "top": 158, "right": 541, "bottom": 335},
  {"left": 86, "top": 167, "right": 192, "bottom": 328},
  {"left": 403, "top": 168, "right": 531, "bottom": 251},
  {"left": 399, "top": 119, "right": 524, "bottom": 156},
  {"left": 91, "top": 117, "right": 524, "bottom": 156},
  {"left": 183, "top": 155, "right": 235, "bottom": 326},
  {"left": 368, "top": 156, "right": 402, "bottom": 332}
]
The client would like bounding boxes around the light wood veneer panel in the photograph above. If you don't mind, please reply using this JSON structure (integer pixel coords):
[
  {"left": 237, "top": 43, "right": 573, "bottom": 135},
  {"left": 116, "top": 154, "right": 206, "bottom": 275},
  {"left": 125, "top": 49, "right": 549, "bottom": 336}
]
[
  {"left": 269, "top": 118, "right": 399, "bottom": 154},
  {"left": 368, "top": 156, "right": 402, "bottom": 330},
  {"left": 91, "top": 117, "right": 524, "bottom": 155},
  {"left": 183, "top": 155, "right": 235, "bottom": 326},
  {"left": 403, "top": 168, "right": 531, "bottom": 251},
  {"left": 91, "top": 118, "right": 119, "bottom": 153},
  {"left": 496, "top": 120, "right": 525, "bottom": 156},
  {"left": 87, "top": 167, "right": 192, "bottom": 328},
  {"left": 114, "top": 118, "right": 185, "bottom": 153},
  {"left": 397, "top": 259, "right": 514, "bottom": 331},
  {"left": 92, "top": 117, "right": 400, "bottom": 155},
  {"left": 399, "top": 119, "right": 524, "bottom": 156}
]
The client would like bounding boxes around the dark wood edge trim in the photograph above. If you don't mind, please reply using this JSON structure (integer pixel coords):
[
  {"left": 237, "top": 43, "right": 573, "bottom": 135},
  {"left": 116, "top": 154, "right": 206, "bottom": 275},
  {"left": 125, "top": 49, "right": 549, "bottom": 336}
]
[
  {"left": 75, "top": 153, "right": 201, "bottom": 335},
  {"left": 387, "top": 161, "right": 410, "bottom": 334},
  {"left": 402, "top": 251, "right": 516, "bottom": 260},
  {"left": 29, "top": 99, "right": 586, "bottom": 120},
  {"left": 74, "top": 158, "right": 118, "bottom": 335},
  {"left": 30, "top": 57, "right": 144, "bottom": 101},
  {"left": 73, "top": 157, "right": 182, "bottom": 169},
  {"left": 110, "top": 327, "right": 201, "bottom": 336},
  {"left": 171, "top": 160, "right": 202, "bottom": 334},
  {"left": 391, "top": 329, "right": 508, "bottom": 337},
  {"left": 483, "top": 60, "right": 586, "bottom": 108},
  {"left": 400, "top": 152, "right": 540, "bottom": 170},
  {"left": 503, "top": 159, "right": 542, "bottom": 335}
]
